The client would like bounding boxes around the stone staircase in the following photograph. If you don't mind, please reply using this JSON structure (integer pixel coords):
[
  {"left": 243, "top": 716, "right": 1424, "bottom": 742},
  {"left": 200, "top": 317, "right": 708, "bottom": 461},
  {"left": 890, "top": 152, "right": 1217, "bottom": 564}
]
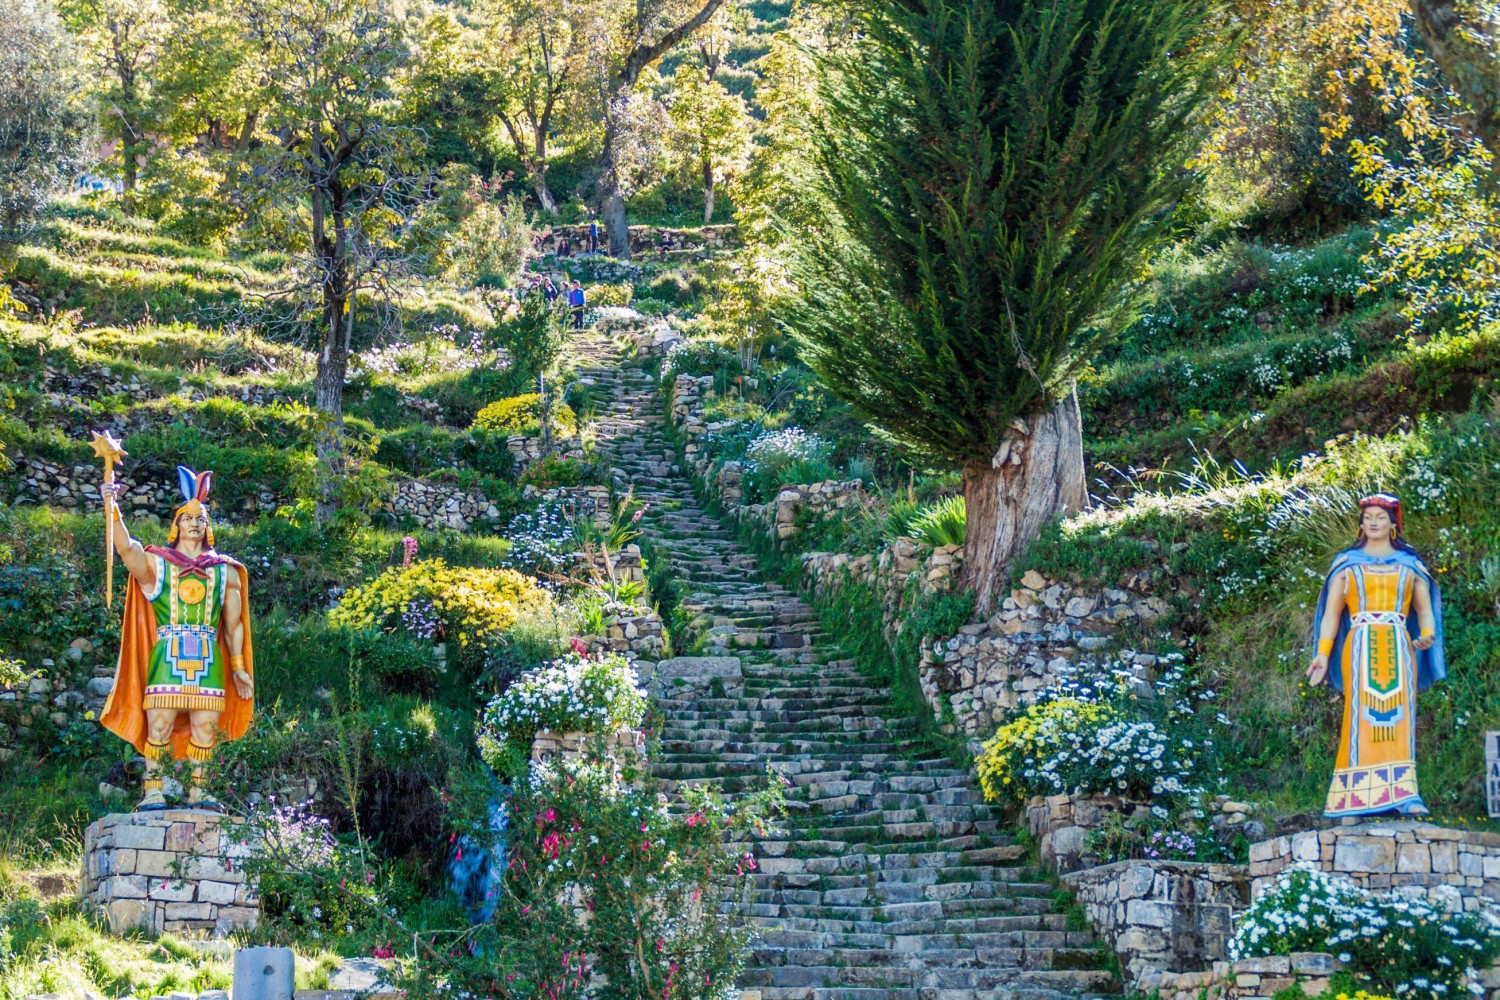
[{"left": 571, "top": 331, "right": 1119, "bottom": 1000}]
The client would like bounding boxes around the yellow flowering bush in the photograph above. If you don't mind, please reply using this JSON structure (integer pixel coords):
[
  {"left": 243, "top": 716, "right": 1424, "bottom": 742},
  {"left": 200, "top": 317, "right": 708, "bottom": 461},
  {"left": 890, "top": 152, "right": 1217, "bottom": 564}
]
[
  {"left": 586, "top": 281, "right": 633, "bottom": 307},
  {"left": 471, "top": 393, "right": 577, "bottom": 437},
  {"left": 330, "top": 559, "right": 550, "bottom": 649},
  {"left": 976, "top": 698, "right": 1115, "bottom": 803}
]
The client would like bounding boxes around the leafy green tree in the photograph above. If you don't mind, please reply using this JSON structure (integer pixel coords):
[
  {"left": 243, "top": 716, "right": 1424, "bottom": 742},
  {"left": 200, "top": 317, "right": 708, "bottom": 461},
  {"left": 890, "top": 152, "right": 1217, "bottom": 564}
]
[
  {"left": 477, "top": 0, "right": 597, "bottom": 215},
  {"left": 0, "top": 0, "right": 94, "bottom": 249},
  {"left": 592, "top": 0, "right": 730, "bottom": 259},
  {"left": 667, "top": 59, "right": 752, "bottom": 223},
  {"left": 64, "top": 0, "right": 170, "bottom": 214},
  {"left": 781, "top": 0, "right": 1226, "bottom": 612},
  {"left": 234, "top": 0, "right": 426, "bottom": 521}
]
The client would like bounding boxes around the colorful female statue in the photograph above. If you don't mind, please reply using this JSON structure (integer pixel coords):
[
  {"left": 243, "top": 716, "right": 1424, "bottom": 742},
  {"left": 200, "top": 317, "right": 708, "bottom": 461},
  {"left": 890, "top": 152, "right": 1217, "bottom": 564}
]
[
  {"left": 1306, "top": 493, "right": 1445, "bottom": 818},
  {"left": 100, "top": 466, "right": 255, "bottom": 810}
]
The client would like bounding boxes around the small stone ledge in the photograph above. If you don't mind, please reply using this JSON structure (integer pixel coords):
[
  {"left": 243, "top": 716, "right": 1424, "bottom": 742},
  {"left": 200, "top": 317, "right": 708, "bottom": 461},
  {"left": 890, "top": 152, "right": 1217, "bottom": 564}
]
[
  {"left": 1249, "top": 820, "right": 1500, "bottom": 911},
  {"left": 80, "top": 810, "right": 258, "bottom": 938},
  {"left": 1063, "top": 858, "right": 1250, "bottom": 989},
  {"left": 1028, "top": 792, "right": 1147, "bottom": 872}
]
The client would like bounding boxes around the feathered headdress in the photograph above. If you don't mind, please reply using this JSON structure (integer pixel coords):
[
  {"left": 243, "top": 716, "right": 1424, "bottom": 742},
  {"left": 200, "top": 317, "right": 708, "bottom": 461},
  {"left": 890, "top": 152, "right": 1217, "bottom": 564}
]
[
  {"left": 1359, "top": 492, "right": 1403, "bottom": 535},
  {"left": 167, "top": 465, "right": 215, "bottom": 547}
]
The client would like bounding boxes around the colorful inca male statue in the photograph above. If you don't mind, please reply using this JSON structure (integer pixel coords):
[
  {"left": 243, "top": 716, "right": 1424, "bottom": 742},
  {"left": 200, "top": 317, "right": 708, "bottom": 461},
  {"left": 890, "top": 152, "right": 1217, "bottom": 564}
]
[{"left": 100, "top": 465, "right": 255, "bottom": 810}]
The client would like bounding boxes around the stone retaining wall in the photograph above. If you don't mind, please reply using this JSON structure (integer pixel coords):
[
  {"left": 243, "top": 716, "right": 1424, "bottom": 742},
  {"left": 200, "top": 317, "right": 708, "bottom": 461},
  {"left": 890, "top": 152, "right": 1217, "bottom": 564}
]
[
  {"left": 742, "top": 480, "right": 869, "bottom": 542},
  {"left": 81, "top": 809, "right": 258, "bottom": 937},
  {"left": 1062, "top": 859, "right": 1251, "bottom": 990},
  {"left": 577, "top": 601, "right": 665, "bottom": 659},
  {"left": 1027, "top": 793, "right": 1148, "bottom": 872},
  {"left": 1250, "top": 821, "right": 1500, "bottom": 912}
]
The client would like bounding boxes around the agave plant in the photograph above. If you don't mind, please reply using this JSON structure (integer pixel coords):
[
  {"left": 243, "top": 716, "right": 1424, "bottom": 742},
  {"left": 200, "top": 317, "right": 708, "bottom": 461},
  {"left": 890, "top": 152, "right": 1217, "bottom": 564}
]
[{"left": 908, "top": 495, "right": 966, "bottom": 547}]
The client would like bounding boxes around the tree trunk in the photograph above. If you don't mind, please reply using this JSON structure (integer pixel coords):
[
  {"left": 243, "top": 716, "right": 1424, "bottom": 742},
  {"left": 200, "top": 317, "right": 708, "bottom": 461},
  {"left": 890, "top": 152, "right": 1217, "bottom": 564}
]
[
  {"left": 702, "top": 157, "right": 715, "bottom": 224},
  {"left": 311, "top": 183, "right": 348, "bottom": 524},
  {"left": 959, "top": 386, "right": 1087, "bottom": 615},
  {"left": 122, "top": 150, "right": 137, "bottom": 215},
  {"left": 603, "top": 190, "right": 630, "bottom": 261},
  {"left": 313, "top": 329, "right": 348, "bottom": 524},
  {"left": 534, "top": 176, "right": 558, "bottom": 215}
]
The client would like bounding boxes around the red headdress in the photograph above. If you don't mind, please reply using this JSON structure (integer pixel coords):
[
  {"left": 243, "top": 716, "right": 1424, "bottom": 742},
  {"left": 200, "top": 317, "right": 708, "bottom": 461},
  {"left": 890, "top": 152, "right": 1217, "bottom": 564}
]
[{"left": 1358, "top": 492, "right": 1403, "bottom": 534}]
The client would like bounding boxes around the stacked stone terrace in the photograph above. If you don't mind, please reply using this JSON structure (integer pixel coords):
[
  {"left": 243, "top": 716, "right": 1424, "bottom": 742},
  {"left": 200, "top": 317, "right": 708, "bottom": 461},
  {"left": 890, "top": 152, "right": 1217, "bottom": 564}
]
[{"left": 573, "top": 331, "right": 1119, "bottom": 1000}]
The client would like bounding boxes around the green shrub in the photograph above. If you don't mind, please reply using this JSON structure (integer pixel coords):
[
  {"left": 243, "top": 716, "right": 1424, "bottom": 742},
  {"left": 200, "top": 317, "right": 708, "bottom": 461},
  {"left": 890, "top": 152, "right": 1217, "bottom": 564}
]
[
  {"left": 586, "top": 282, "right": 633, "bottom": 307},
  {"left": 329, "top": 558, "right": 551, "bottom": 653},
  {"left": 1229, "top": 868, "right": 1500, "bottom": 1000},
  {"left": 477, "top": 651, "right": 646, "bottom": 768},
  {"left": 471, "top": 393, "right": 577, "bottom": 437},
  {"left": 975, "top": 692, "right": 1206, "bottom": 805},
  {"left": 430, "top": 750, "right": 781, "bottom": 999},
  {"left": 908, "top": 495, "right": 966, "bottom": 546},
  {"left": 517, "top": 454, "right": 593, "bottom": 489}
]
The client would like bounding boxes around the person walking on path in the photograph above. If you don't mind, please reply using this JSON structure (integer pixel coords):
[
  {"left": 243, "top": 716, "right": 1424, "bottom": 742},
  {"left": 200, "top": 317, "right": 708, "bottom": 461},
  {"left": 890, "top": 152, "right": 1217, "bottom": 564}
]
[
  {"left": 569, "top": 281, "right": 586, "bottom": 329},
  {"left": 588, "top": 214, "right": 599, "bottom": 254},
  {"left": 543, "top": 277, "right": 559, "bottom": 303}
]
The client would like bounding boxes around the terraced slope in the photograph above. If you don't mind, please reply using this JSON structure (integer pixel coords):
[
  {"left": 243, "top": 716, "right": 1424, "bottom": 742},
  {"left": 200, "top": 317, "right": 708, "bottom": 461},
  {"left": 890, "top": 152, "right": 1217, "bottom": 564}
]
[{"left": 572, "top": 332, "right": 1119, "bottom": 1000}]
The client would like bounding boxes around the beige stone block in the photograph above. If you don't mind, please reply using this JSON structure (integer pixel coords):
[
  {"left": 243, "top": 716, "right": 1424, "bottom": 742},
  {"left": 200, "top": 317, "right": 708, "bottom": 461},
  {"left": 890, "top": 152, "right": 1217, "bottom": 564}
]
[
  {"left": 135, "top": 850, "right": 178, "bottom": 877},
  {"left": 1235, "top": 975, "right": 1262, "bottom": 988},
  {"left": 105, "top": 897, "right": 150, "bottom": 934},
  {"left": 112, "top": 824, "right": 166, "bottom": 851},
  {"left": 1333, "top": 836, "right": 1395, "bottom": 873},
  {"left": 1304, "top": 978, "right": 1332, "bottom": 997},
  {"left": 103, "top": 874, "right": 148, "bottom": 899},
  {"left": 216, "top": 905, "right": 259, "bottom": 930},
  {"left": 1397, "top": 844, "right": 1432, "bottom": 873},
  {"left": 165, "top": 822, "right": 200, "bottom": 852},
  {"left": 112, "top": 847, "right": 138, "bottom": 875},
  {"left": 1433, "top": 842, "right": 1459, "bottom": 873},
  {"left": 197, "top": 880, "right": 237, "bottom": 905},
  {"left": 148, "top": 878, "right": 194, "bottom": 901},
  {"left": 182, "top": 855, "right": 244, "bottom": 883},
  {"left": 164, "top": 901, "right": 213, "bottom": 920}
]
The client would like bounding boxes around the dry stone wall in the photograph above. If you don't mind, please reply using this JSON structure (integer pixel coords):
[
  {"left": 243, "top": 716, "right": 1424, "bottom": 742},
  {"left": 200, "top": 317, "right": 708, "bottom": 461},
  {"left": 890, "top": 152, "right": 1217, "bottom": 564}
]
[
  {"left": 1250, "top": 821, "right": 1500, "bottom": 913},
  {"left": 80, "top": 809, "right": 258, "bottom": 938},
  {"left": 1063, "top": 859, "right": 1251, "bottom": 990}
]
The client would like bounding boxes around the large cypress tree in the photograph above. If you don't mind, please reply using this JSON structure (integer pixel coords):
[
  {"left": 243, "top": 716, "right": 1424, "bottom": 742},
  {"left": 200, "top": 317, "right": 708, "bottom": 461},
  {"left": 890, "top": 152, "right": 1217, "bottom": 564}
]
[{"left": 784, "top": 0, "right": 1227, "bottom": 613}]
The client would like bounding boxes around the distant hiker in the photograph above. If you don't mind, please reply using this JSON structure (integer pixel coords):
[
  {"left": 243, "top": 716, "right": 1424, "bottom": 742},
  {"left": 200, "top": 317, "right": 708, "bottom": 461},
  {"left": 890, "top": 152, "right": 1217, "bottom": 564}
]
[
  {"left": 543, "top": 278, "right": 559, "bottom": 303},
  {"left": 569, "top": 282, "right": 586, "bottom": 329},
  {"left": 588, "top": 215, "right": 599, "bottom": 254},
  {"left": 558, "top": 234, "right": 572, "bottom": 258}
]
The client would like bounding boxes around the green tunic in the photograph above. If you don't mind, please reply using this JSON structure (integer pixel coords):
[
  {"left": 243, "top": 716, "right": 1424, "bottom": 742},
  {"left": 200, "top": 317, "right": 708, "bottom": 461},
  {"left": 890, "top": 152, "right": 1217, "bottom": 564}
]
[{"left": 142, "top": 553, "right": 228, "bottom": 712}]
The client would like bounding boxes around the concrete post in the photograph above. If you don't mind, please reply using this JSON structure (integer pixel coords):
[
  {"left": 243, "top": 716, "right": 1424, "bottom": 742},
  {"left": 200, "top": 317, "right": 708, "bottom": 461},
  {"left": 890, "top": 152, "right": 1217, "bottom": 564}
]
[{"left": 233, "top": 947, "right": 295, "bottom": 1000}]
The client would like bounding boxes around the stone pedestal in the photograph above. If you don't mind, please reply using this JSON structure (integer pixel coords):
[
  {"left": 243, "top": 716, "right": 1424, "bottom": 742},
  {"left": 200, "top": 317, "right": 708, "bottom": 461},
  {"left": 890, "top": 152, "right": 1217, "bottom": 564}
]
[
  {"left": 81, "top": 809, "right": 258, "bottom": 937},
  {"left": 1249, "top": 820, "right": 1500, "bottom": 913},
  {"left": 1062, "top": 859, "right": 1251, "bottom": 989},
  {"left": 530, "top": 728, "right": 645, "bottom": 764}
]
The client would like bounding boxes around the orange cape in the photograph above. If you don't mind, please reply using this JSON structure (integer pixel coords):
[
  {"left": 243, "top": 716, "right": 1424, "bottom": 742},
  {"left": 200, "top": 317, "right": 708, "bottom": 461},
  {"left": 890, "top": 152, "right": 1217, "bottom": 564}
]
[{"left": 100, "top": 559, "right": 255, "bottom": 759}]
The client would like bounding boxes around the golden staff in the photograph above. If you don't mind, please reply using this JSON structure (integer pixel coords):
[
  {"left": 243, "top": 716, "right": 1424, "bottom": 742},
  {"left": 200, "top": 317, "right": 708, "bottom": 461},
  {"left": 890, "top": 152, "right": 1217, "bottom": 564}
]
[{"left": 89, "top": 430, "right": 127, "bottom": 609}]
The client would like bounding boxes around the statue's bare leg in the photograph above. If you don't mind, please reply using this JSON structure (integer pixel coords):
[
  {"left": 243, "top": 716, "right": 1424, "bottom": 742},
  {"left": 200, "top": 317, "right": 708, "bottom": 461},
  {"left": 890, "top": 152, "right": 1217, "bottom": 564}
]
[
  {"left": 185, "top": 710, "right": 220, "bottom": 806},
  {"left": 140, "top": 707, "right": 178, "bottom": 809}
]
